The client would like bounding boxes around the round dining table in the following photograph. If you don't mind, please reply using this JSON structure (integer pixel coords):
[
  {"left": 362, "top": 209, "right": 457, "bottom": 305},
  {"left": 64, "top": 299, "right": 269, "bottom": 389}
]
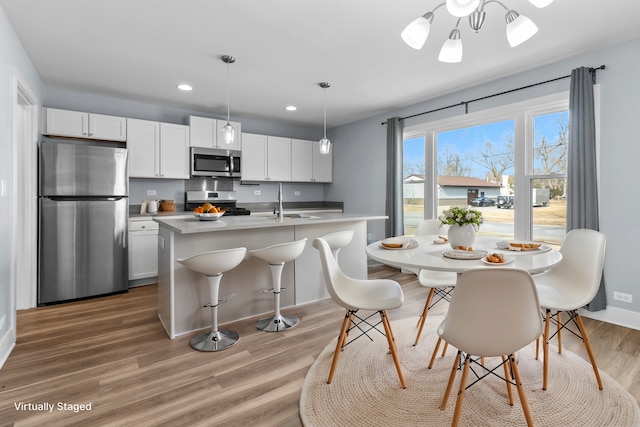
[{"left": 366, "top": 235, "right": 562, "bottom": 275}]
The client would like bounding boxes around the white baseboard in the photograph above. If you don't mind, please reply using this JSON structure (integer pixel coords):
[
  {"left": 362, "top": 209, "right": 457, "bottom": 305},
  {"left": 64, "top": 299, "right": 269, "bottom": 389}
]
[
  {"left": 579, "top": 306, "right": 640, "bottom": 331},
  {"left": 0, "top": 327, "right": 16, "bottom": 370}
]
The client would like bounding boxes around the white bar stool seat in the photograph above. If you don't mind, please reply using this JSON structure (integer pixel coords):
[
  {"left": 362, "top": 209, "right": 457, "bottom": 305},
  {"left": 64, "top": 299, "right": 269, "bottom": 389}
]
[
  {"left": 249, "top": 238, "right": 308, "bottom": 332},
  {"left": 177, "top": 247, "right": 247, "bottom": 351}
]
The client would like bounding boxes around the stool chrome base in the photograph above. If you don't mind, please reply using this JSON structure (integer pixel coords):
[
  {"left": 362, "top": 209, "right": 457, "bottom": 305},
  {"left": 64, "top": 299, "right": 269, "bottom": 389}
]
[
  {"left": 190, "top": 330, "right": 240, "bottom": 352},
  {"left": 256, "top": 314, "right": 299, "bottom": 332}
]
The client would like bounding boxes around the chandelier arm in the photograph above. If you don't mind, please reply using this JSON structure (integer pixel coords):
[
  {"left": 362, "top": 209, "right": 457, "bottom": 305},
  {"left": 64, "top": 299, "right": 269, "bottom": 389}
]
[{"left": 482, "top": 0, "right": 509, "bottom": 12}]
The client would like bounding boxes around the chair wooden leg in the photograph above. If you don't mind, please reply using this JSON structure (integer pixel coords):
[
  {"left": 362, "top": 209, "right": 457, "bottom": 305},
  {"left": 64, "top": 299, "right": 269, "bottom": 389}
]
[
  {"left": 380, "top": 310, "right": 407, "bottom": 389},
  {"left": 428, "top": 337, "right": 442, "bottom": 369},
  {"left": 327, "top": 313, "right": 351, "bottom": 384},
  {"left": 502, "top": 355, "right": 514, "bottom": 406},
  {"left": 414, "top": 288, "right": 436, "bottom": 346},
  {"left": 573, "top": 310, "right": 604, "bottom": 390},
  {"left": 535, "top": 335, "right": 539, "bottom": 360},
  {"left": 543, "top": 309, "right": 551, "bottom": 390},
  {"left": 442, "top": 341, "right": 449, "bottom": 357},
  {"left": 451, "top": 354, "right": 471, "bottom": 427},
  {"left": 510, "top": 353, "right": 534, "bottom": 427},
  {"left": 440, "top": 350, "right": 461, "bottom": 410},
  {"left": 557, "top": 311, "right": 562, "bottom": 354}
]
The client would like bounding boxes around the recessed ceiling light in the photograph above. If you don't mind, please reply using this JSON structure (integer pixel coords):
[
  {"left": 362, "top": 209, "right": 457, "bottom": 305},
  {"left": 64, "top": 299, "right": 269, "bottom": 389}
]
[
  {"left": 177, "top": 84, "right": 193, "bottom": 91},
  {"left": 285, "top": 105, "right": 297, "bottom": 111}
]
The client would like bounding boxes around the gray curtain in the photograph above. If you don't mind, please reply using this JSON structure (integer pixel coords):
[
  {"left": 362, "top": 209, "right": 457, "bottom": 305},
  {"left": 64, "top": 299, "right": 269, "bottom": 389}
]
[
  {"left": 386, "top": 117, "right": 404, "bottom": 237},
  {"left": 567, "top": 66, "right": 606, "bottom": 311}
]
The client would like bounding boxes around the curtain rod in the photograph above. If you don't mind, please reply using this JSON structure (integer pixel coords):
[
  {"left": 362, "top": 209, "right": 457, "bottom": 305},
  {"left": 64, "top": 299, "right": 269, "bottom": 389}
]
[{"left": 381, "top": 64, "right": 606, "bottom": 125}]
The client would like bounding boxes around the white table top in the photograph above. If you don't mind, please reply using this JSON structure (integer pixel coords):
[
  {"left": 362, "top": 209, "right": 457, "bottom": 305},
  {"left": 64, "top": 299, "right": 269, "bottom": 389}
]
[{"left": 366, "top": 235, "right": 562, "bottom": 275}]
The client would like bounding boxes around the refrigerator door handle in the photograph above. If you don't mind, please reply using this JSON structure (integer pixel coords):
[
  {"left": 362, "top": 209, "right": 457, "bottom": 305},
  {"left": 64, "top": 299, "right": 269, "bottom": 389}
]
[{"left": 47, "top": 196, "right": 126, "bottom": 202}]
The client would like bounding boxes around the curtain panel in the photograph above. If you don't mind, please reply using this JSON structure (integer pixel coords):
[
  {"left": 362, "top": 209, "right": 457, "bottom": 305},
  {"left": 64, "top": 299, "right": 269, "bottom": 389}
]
[
  {"left": 386, "top": 117, "right": 404, "bottom": 238},
  {"left": 567, "top": 66, "right": 606, "bottom": 311}
]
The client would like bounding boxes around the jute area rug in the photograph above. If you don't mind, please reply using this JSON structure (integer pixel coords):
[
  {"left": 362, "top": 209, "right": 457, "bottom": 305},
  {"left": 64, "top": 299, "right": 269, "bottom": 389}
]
[{"left": 300, "top": 316, "right": 640, "bottom": 427}]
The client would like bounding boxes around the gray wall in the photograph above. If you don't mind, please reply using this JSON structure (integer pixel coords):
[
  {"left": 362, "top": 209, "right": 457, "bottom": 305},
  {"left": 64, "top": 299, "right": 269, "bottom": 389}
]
[
  {"left": 329, "top": 37, "right": 640, "bottom": 321},
  {"left": 0, "top": 4, "right": 45, "bottom": 363}
]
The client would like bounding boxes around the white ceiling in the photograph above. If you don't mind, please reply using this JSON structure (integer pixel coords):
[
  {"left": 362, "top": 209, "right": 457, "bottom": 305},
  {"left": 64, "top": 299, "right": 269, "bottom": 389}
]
[{"left": 3, "top": 0, "right": 640, "bottom": 128}]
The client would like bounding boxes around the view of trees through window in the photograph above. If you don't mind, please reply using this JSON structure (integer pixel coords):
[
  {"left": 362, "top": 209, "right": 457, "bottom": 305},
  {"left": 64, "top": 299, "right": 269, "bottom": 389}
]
[{"left": 403, "top": 109, "right": 568, "bottom": 245}]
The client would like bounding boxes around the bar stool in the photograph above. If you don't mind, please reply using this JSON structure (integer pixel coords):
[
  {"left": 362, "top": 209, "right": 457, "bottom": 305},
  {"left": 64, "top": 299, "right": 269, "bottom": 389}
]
[
  {"left": 320, "top": 230, "right": 354, "bottom": 260},
  {"left": 250, "top": 238, "right": 308, "bottom": 332},
  {"left": 177, "top": 247, "right": 247, "bottom": 351}
]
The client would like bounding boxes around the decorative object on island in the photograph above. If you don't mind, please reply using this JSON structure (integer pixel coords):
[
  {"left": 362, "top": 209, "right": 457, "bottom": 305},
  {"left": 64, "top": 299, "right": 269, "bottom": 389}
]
[
  {"left": 221, "top": 55, "right": 236, "bottom": 145},
  {"left": 319, "top": 82, "right": 331, "bottom": 155},
  {"left": 401, "top": 0, "right": 553, "bottom": 63},
  {"left": 439, "top": 206, "right": 482, "bottom": 249}
]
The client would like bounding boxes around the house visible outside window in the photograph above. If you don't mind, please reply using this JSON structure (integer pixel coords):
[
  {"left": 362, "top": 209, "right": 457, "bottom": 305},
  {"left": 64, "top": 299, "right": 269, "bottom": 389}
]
[{"left": 403, "top": 92, "right": 573, "bottom": 245}]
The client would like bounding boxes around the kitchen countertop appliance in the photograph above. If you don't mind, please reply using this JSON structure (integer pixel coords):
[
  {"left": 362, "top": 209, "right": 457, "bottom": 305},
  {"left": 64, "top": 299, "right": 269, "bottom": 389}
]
[
  {"left": 38, "top": 142, "right": 129, "bottom": 305},
  {"left": 185, "top": 190, "right": 250, "bottom": 216}
]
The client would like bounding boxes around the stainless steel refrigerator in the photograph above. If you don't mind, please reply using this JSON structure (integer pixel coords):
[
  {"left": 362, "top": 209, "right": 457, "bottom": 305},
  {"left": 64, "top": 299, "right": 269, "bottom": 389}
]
[{"left": 38, "top": 142, "right": 129, "bottom": 305}]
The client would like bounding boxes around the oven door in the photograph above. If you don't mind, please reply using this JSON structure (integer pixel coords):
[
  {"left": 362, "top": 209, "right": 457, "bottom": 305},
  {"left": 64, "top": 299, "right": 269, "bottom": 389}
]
[{"left": 191, "top": 148, "right": 232, "bottom": 177}]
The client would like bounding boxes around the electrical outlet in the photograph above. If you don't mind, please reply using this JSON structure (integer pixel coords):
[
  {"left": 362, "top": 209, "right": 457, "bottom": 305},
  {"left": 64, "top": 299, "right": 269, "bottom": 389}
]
[
  {"left": 147, "top": 190, "right": 157, "bottom": 196},
  {"left": 0, "top": 315, "right": 6, "bottom": 332},
  {"left": 613, "top": 291, "right": 633, "bottom": 303},
  {"left": 294, "top": 191, "right": 301, "bottom": 196},
  {"left": 0, "top": 180, "right": 7, "bottom": 198},
  {"left": 254, "top": 190, "right": 261, "bottom": 196}
]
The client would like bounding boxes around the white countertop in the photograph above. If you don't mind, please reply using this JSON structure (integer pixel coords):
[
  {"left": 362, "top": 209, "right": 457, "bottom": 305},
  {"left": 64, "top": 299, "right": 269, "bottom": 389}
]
[{"left": 153, "top": 212, "right": 386, "bottom": 234}]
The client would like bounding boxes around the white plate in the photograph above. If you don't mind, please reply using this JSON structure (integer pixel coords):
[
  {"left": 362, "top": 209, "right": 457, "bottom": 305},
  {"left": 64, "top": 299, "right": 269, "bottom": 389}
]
[
  {"left": 194, "top": 212, "right": 224, "bottom": 221},
  {"left": 496, "top": 245, "right": 551, "bottom": 253},
  {"left": 481, "top": 255, "right": 515, "bottom": 265},
  {"left": 442, "top": 249, "right": 488, "bottom": 260},
  {"left": 380, "top": 237, "right": 419, "bottom": 250}
]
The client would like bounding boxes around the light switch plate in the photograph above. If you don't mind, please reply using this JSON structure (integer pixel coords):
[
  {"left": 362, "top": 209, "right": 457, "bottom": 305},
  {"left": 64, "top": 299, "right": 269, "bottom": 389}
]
[{"left": 0, "top": 180, "right": 7, "bottom": 198}]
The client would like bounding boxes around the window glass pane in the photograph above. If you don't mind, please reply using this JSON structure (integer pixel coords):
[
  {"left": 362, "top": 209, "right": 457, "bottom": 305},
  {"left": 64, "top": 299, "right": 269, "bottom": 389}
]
[
  {"left": 403, "top": 136, "right": 425, "bottom": 235},
  {"left": 531, "top": 178, "right": 566, "bottom": 245},
  {"left": 533, "top": 111, "right": 569, "bottom": 176},
  {"left": 436, "top": 120, "right": 515, "bottom": 239}
]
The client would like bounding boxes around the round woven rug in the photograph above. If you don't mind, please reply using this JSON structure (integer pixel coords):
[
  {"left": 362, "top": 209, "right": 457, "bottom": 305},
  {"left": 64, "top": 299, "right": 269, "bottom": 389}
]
[{"left": 300, "top": 316, "right": 640, "bottom": 427}]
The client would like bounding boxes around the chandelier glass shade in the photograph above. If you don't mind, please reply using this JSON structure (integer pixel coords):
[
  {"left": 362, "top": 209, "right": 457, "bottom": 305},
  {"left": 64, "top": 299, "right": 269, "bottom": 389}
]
[
  {"left": 401, "top": 0, "right": 552, "bottom": 63},
  {"left": 319, "top": 82, "right": 331, "bottom": 155},
  {"left": 221, "top": 55, "right": 236, "bottom": 145}
]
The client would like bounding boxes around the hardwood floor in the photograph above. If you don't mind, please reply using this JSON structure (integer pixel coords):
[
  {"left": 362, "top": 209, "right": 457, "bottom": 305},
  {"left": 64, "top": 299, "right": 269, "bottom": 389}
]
[{"left": 1, "top": 265, "right": 639, "bottom": 426}]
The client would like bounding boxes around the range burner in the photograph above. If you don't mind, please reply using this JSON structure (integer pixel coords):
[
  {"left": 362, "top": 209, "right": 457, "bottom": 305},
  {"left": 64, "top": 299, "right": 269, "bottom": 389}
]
[{"left": 223, "top": 207, "right": 251, "bottom": 216}]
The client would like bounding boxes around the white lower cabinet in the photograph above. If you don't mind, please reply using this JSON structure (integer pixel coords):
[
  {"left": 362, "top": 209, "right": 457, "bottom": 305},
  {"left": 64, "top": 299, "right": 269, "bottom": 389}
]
[{"left": 128, "top": 219, "right": 159, "bottom": 282}]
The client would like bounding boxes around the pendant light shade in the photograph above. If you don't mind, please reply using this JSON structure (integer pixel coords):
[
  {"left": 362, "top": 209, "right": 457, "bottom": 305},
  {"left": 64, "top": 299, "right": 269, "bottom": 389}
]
[
  {"left": 401, "top": 12, "right": 434, "bottom": 50},
  {"left": 528, "top": 0, "right": 554, "bottom": 7},
  {"left": 221, "top": 55, "right": 236, "bottom": 145},
  {"left": 505, "top": 11, "right": 538, "bottom": 47},
  {"left": 438, "top": 29, "right": 463, "bottom": 63},
  {"left": 446, "top": 0, "right": 480, "bottom": 17},
  {"left": 319, "top": 82, "right": 331, "bottom": 155}
]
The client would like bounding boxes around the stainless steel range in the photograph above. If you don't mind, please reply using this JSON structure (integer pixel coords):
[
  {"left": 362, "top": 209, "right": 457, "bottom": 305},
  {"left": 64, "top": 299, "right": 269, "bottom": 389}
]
[{"left": 184, "top": 190, "right": 250, "bottom": 216}]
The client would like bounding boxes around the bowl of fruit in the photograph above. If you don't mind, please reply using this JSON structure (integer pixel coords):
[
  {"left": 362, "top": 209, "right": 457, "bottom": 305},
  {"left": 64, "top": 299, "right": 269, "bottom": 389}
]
[{"left": 193, "top": 203, "right": 226, "bottom": 221}]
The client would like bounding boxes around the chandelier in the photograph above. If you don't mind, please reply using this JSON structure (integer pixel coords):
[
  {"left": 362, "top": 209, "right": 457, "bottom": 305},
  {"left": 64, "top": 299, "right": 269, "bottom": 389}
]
[{"left": 401, "top": 0, "right": 554, "bottom": 63}]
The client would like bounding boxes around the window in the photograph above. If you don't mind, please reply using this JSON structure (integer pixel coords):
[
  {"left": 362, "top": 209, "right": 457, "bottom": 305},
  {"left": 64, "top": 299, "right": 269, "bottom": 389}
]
[{"left": 403, "top": 92, "right": 570, "bottom": 243}]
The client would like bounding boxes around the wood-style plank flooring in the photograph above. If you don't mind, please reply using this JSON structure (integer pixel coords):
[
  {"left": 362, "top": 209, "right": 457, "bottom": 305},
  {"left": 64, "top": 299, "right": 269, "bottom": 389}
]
[{"left": 1, "top": 265, "right": 639, "bottom": 426}]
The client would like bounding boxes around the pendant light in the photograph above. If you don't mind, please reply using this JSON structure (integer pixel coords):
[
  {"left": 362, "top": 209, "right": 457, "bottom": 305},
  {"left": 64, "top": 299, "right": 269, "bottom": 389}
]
[
  {"left": 221, "top": 55, "right": 236, "bottom": 145},
  {"left": 319, "top": 82, "right": 331, "bottom": 155}
]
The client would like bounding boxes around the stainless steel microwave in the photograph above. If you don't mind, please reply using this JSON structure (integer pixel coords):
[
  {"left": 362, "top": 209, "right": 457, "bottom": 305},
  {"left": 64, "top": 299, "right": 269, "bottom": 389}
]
[{"left": 190, "top": 147, "right": 241, "bottom": 177}]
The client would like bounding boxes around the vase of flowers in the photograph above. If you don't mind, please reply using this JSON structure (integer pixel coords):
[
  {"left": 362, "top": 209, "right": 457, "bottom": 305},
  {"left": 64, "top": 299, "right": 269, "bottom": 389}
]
[{"left": 439, "top": 206, "right": 483, "bottom": 249}]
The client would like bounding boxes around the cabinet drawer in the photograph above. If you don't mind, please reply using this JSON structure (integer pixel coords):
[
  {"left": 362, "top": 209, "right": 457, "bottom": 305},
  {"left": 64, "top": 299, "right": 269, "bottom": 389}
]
[{"left": 129, "top": 220, "right": 159, "bottom": 232}]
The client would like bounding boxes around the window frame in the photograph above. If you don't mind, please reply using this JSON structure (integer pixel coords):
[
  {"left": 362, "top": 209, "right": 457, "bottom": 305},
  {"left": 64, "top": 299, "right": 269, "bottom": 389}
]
[{"left": 404, "top": 91, "right": 572, "bottom": 241}]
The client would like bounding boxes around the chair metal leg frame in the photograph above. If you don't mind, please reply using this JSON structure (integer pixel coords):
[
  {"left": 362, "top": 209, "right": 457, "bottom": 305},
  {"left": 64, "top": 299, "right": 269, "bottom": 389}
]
[
  {"left": 541, "top": 308, "right": 603, "bottom": 390},
  {"left": 256, "top": 262, "right": 299, "bottom": 332},
  {"left": 327, "top": 309, "right": 406, "bottom": 389},
  {"left": 414, "top": 286, "right": 454, "bottom": 346},
  {"left": 441, "top": 351, "right": 534, "bottom": 427},
  {"left": 190, "top": 274, "right": 240, "bottom": 352}
]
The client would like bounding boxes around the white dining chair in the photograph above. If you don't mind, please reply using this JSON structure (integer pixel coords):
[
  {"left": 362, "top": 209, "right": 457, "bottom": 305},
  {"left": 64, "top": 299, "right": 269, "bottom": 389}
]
[
  {"left": 534, "top": 228, "right": 607, "bottom": 390},
  {"left": 312, "top": 237, "right": 407, "bottom": 389},
  {"left": 436, "top": 268, "right": 542, "bottom": 427},
  {"left": 413, "top": 219, "right": 457, "bottom": 346}
]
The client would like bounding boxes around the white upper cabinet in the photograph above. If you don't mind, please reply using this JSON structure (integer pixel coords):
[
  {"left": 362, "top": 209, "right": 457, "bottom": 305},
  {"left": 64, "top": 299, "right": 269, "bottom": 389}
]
[
  {"left": 292, "top": 138, "right": 332, "bottom": 182},
  {"left": 43, "top": 108, "right": 126, "bottom": 141},
  {"left": 241, "top": 133, "right": 291, "bottom": 181},
  {"left": 127, "top": 119, "right": 189, "bottom": 179},
  {"left": 189, "top": 115, "right": 242, "bottom": 151}
]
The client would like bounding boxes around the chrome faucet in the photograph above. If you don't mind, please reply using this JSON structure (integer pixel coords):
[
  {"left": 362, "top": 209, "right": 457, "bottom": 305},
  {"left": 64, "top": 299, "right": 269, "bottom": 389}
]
[{"left": 273, "top": 182, "right": 284, "bottom": 221}]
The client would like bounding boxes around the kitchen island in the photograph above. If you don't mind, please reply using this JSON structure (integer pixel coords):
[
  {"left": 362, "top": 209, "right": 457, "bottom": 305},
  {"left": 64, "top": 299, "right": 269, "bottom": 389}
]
[{"left": 154, "top": 212, "right": 386, "bottom": 338}]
